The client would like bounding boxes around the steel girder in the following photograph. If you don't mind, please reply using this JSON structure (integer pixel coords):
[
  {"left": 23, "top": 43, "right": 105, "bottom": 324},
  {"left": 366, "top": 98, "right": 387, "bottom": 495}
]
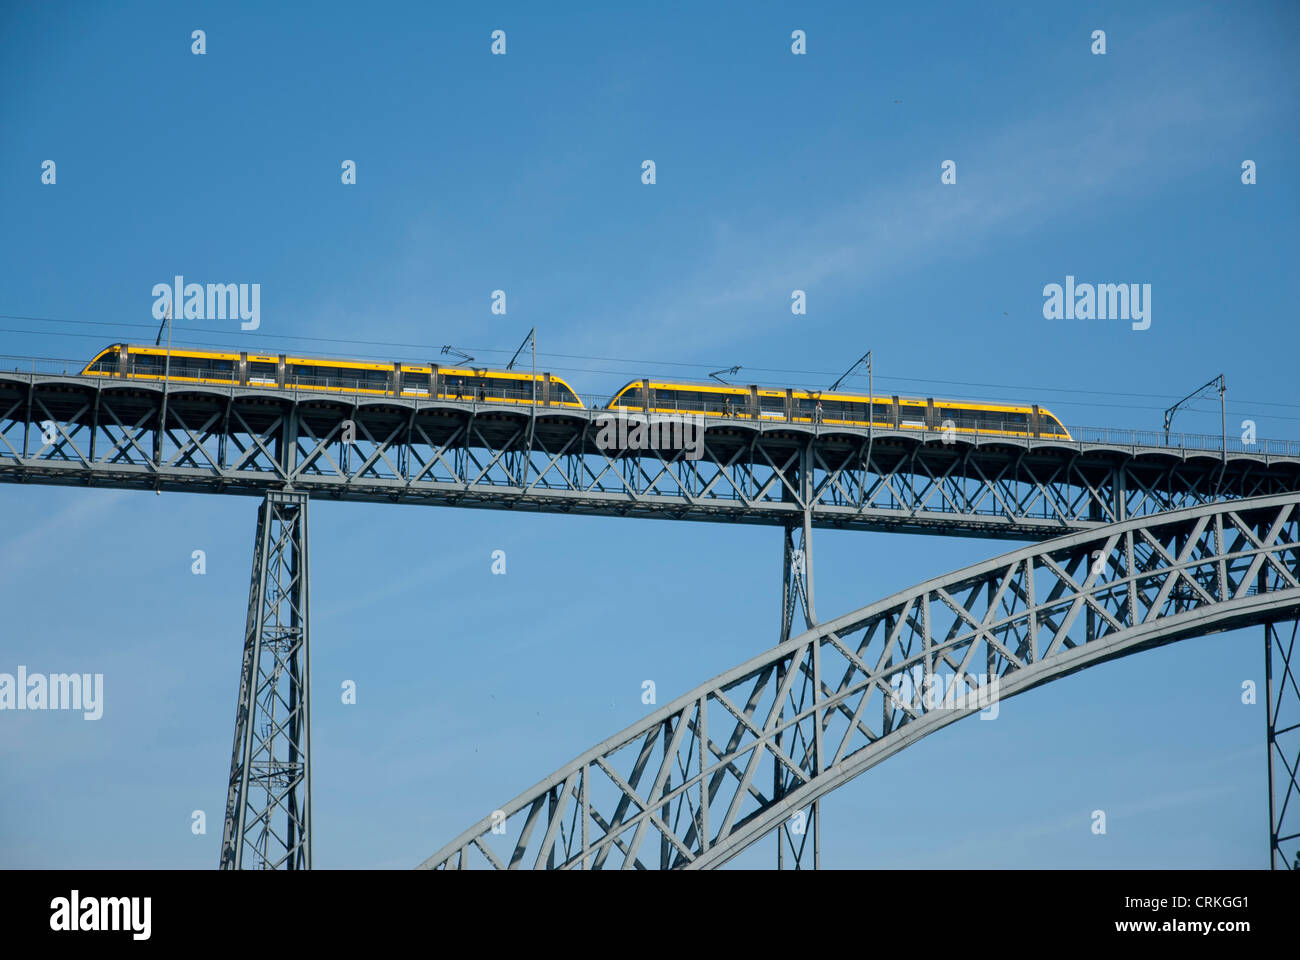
[
  {"left": 775, "top": 445, "right": 821, "bottom": 868},
  {"left": 220, "top": 492, "right": 312, "bottom": 870},
  {"left": 2, "top": 374, "right": 1300, "bottom": 539},
  {"left": 776, "top": 519, "right": 820, "bottom": 869},
  {"left": 1266, "top": 617, "right": 1300, "bottom": 868},
  {"left": 418, "top": 492, "right": 1300, "bottom": 869}
]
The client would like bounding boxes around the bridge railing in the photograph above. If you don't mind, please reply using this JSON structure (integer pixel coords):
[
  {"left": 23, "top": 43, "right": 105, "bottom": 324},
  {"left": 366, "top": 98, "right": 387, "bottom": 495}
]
[
  {"left": 2, "top": 355, "right": 85, "bottom": 376},
  {"left": 3, "top": 354, "right": 1299, "bottom": 457},
  {"left": 1067, "top": 424, "right": 1300, "bottom": 457}
]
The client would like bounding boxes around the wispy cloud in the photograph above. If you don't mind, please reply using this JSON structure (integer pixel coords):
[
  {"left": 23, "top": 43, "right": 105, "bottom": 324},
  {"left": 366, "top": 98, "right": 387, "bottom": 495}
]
[
  {"left": 0, "top": 489, "right": 130, "bottom": 578},
  {"left": 588, "top": 28, "right": 1272, "bottom": 358}
]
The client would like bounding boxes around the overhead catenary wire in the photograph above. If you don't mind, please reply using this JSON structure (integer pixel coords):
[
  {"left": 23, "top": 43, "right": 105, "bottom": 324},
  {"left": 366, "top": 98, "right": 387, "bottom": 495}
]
[
  {"left": 0, "top": 326, "right": 1278, "bottom": 421},
  {"left": 1, "top": 313, "right": 1297, "bottom": 423},
  {"left": 0, "top": 312, "right": 1281, "bottom": 402}
]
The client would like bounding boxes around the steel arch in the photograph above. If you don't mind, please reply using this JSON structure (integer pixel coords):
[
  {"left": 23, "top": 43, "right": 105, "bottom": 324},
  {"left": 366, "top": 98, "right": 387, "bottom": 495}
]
[{"left": 419, "top": 493, "right": 1300, "bottom": 869}]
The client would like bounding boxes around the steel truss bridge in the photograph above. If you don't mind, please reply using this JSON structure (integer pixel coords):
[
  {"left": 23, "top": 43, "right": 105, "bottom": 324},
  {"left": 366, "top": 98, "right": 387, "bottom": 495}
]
[
  {"left": 1, "top": 368, "right": 1297, "bottom": 869},
  {"left": 421, "top": 493, "right": 1300, "bottom": 869}
]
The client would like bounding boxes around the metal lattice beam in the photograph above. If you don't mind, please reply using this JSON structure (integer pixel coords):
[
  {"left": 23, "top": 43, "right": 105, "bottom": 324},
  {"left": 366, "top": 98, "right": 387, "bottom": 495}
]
[
  {"left": 419, "top": 492, "right": 1300, "bottom": 869},
  {"left": 1266, "top": 616, "right": 1300, "bottom": 869},
  {"left": 2, "top": 374, "right": 1299, "bottom": 539},
  {"left": 776, "top": 447, "right": 820, "bottom": 869},
  {"left": 220, "top": 491, "right": 312, "bottom": 870}
]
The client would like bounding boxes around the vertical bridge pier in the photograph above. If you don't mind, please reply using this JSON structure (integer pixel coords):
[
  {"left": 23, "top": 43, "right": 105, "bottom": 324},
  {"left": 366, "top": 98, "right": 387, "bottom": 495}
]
[
  {"left": 1266, "top": 616, "right": 1300, "bottom": 869},
  {"left": 776, "top": 444, "right": 821, "bottom": 869},
  {"left": 220, "top": 491, "right": 312, "bottom": 870}
]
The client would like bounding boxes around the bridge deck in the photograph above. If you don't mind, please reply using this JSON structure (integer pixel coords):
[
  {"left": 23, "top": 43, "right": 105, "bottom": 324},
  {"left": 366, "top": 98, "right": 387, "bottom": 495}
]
[{"left": 3, "top": 372, "right": 1298, "bottom": 539}]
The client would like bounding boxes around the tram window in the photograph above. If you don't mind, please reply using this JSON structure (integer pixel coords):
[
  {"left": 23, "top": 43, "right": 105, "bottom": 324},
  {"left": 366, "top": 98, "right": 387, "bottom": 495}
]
[
  {"left": 248, "top": 362, "right": 277, "bottom": 383},
  {"left": 302, "top": 366, "right": 378, "bottom": 389},
  {"left": 970, "top": 410, "right": 1027, "bottom": 430},
  {"left": 189, "top": 358, "right": 235, "bottom": 378},
  {"left": 505, "top": 379, "right": 536, "bottom": 400},
  {"left": 614, "top": 387, "right": 644, "bottom": 407},
  {"left": 317, "top": 367, "right": 344, "bottom": 384},
  {"left": 131, "top": 354, "right": 167, "bottom": 375},
  {"left": 759, "top": 395, "right": 785, "bottom": 413},
  {"left": 350, "top": 368, "right": 389, "bottom": 388},
  {"left": 402, "top": 371, "right": 430, "bottom": 390},
  {"left": 551, "top": 382, "right": 576, "bottom": 404},
  {"left": 317, "top": 366, "right": 373, "bottom": 388}
]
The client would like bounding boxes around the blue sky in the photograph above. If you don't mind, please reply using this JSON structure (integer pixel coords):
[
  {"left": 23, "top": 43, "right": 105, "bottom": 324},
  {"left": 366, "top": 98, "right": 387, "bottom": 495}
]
[{"left": 0, "top": 0, "right": 1296, "bottom": 867}]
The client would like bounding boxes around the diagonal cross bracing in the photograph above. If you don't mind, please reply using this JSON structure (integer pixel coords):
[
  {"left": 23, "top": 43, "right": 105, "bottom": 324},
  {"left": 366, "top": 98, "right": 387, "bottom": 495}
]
[
  {"left": 3, "top": 374, "right": 1299, "bottom": 539},
  {"left": 419, "top": 492, "right": 1300, "bottom": 869}
]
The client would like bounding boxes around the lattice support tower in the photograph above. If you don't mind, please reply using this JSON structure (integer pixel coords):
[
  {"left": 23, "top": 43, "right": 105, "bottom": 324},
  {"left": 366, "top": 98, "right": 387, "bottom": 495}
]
[
  {"left": 777, "top": 443, "right": 821, "bottom": 869},
  {"left": 220, "top": 491, "right": 312, "bottom": 869},
  {"left": 1266, "top": 615, "right": 1300, "bottom": 869}
]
